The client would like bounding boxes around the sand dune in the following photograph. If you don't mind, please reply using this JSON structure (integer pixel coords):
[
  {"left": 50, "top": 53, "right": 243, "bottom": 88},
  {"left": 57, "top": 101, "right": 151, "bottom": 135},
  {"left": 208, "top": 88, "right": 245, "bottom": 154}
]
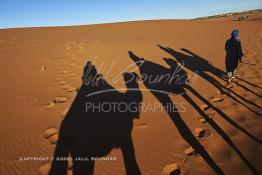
[{"left": 0, "top": 11, "right": 261, "bottom": 175}]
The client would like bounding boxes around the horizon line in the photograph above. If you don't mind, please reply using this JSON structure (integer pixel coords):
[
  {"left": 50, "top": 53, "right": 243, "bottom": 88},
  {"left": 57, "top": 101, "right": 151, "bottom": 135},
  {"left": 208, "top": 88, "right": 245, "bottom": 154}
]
[{"left": 0, "top": 8, "right": 261, "bottom": 30}]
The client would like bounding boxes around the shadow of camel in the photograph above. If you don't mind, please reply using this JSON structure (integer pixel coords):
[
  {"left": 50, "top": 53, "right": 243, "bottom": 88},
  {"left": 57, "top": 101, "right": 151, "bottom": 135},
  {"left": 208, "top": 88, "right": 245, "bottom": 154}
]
[
  {"left": 128, "top": 50, "right": 260, "bottom": 175},
  {"left": 128, "top": 51, "right": 225, "bottom": 175},
  {"left": 157, "top": 45, "right": 262, "bottom": 115},
  {"left": 49, "top": 62, "right": 142, "bottom": 175}
]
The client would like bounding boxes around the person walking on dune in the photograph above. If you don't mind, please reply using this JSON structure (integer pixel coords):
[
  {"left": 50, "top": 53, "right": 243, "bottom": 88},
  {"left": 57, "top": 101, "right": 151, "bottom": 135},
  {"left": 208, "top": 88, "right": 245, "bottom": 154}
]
[{"left": 225, "top": 29, "right": 243, "bottom": 83}]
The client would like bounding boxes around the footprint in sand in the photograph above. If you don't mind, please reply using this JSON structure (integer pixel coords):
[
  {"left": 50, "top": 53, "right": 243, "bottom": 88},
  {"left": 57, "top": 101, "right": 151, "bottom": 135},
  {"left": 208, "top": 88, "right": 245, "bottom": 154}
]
[
  {"left": 59, "top": 82, "right": 77, "bottom": 92},
  {"left": 58, "top": 80, "right": 67, "bottom": 85},
  {"left": 56, "top": 77, "right": 77, "bottom": 92},
  {"left": 200, "top": 104, "right": 209, "bottom": 111},
  {"left": 48, "top": 134, "right": 59, "bottom": 144},
  {"left": 184, "top": 146, "right": 195, "bottom": 156},
  {"left": 61, "top": 106, "right": 70, "bottom": 119},
  {"left": 61, "top": 84, "right": 71, "bottom": 90},
  {"left": 207, "top": 109, "right": 216, "bottom": 115},
  {"left": 60, "top": 70, "right": 71, "bottom": 75},
  {"left": 161, "top": 163, "right": 181, "bottom": 175},
  {"left": 55, "top": 77, "right": 63, "bottom": 82},
  {"left": 43, "top": 128, "right": 57, "bottom": 138},
  {"left": 198, "top": 118, "right": 206, "bottom": 123},
  {"left": 54, "top": 96, "right": 68, "bottom": 103},
  {"left": 194, "top": 128, "right": 211, "bottom": 139},
  {"left": 211, "top": 97, "right": 224, "bottom": 102},
  {"left": 66, "top": 86, "right": 77, "bottom": 92},
  {"left": 68, "top": 73, "right": 76, "bottom": 78},
  {"left": 46, "top": 98, "right": 67, "bottom": 109},
  {"left": 45, "top": 102, "right": 55, "bottom": 109},
  {"left": 225, "top": 84, "right": 234, "bottom": 89},
  {"left": 59, "top": 69, "right": 77, "bottom": 80},
  {"left": 43, "top": 128, "right": 59, "bottom": 145}
]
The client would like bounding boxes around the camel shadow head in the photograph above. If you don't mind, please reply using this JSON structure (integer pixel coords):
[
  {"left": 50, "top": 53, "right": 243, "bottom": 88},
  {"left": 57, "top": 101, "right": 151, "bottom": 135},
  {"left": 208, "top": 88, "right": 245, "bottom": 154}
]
[
  {"left": 163, "top": 57, "right": 179, "bottom": 69},
  {"left": 128, "top": 51, "right": 145, "bottom": 67}
]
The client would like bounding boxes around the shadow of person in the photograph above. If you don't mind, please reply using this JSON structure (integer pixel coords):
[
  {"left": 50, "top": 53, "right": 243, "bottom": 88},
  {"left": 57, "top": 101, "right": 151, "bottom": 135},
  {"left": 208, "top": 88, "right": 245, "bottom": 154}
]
[
  {"left": 49, "top": 62, "right": 142, "bottom": 175},
  {"left": 128, "top": 51, "right": 225, "bottom": 175},
  {"left": 158, "top": 45, "right": 262, "bottom": 115}
]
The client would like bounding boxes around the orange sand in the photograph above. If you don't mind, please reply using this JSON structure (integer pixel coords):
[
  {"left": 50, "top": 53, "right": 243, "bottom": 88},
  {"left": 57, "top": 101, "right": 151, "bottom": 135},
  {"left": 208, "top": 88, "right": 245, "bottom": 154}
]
[{"left": 0, "top": 11, "right": 261, "bottom": 175}]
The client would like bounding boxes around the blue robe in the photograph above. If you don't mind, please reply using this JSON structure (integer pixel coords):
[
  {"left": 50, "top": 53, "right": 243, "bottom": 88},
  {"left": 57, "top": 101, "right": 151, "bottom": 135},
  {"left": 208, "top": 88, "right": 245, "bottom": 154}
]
[{"left": 225, "top": 38, "right": 243, "bottom": 72}]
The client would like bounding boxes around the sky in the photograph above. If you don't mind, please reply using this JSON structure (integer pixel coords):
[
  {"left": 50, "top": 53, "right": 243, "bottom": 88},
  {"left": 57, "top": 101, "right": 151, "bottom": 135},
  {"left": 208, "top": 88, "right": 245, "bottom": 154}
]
[{"left": 0, "top": 0, "right": 261, "bottom": 29}]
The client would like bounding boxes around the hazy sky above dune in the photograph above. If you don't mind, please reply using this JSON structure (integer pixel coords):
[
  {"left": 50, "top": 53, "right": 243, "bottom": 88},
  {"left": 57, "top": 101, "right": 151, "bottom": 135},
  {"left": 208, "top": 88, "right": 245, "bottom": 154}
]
[{"left": 0, "top": 0, "right": 261, "bottom": 29}]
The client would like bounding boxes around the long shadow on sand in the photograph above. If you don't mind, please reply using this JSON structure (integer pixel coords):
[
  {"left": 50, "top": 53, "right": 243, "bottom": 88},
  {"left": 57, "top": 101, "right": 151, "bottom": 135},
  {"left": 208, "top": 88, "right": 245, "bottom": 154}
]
[
  {"left": 49, "top": 62, "right": 142, "bottom": 175},
  {"left": 157, "top": 45, "right": 262, "bottom": 115},
  {"left": 128, "top": 50, "right": 260, "bottom": 175},
  {"left": 162, "top": 56, "right": 262, "bottom": 145}
]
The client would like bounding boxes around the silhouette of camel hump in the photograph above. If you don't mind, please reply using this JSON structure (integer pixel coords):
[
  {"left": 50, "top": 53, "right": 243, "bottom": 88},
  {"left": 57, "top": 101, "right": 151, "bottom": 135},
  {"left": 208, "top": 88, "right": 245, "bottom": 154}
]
[
  {"left": 128, "top": 51, "right": 187, "bottom": 95},
  {"left": 49, "top": 62, "right": 142, "bottom": 175}
]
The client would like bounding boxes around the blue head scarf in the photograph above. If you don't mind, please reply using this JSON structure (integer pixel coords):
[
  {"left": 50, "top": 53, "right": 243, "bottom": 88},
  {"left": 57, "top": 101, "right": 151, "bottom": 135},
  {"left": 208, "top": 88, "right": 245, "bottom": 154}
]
[{"left": 231, "top": 29, "right": 239, "bottom": 39}]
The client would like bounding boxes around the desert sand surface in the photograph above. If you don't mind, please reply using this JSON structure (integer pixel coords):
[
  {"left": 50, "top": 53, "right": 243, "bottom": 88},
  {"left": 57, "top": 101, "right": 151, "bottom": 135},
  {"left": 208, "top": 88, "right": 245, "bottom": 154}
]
[{"left": 0, "top": 11, "right": 261, "bottom": 175}]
